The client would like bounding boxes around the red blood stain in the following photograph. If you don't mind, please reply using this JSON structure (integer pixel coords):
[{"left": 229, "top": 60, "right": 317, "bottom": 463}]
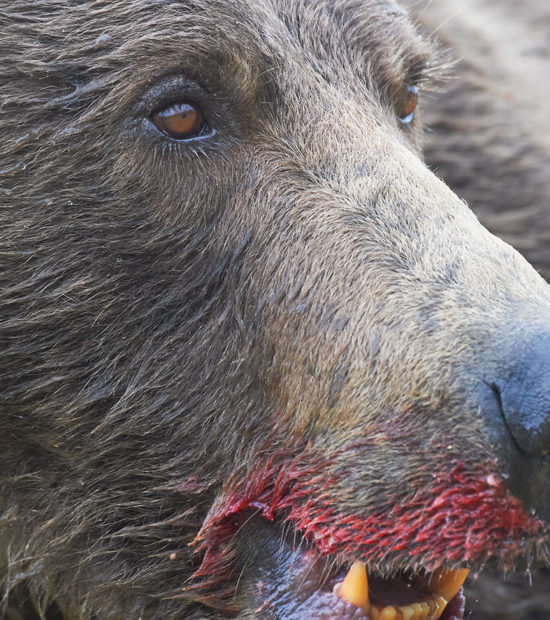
[{"left": 189, "top": 450, "right": 548, "bottom": 600}]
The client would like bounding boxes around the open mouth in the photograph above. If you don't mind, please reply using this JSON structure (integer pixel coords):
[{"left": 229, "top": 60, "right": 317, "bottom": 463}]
[
  {"left": 257, "top": 552, "right": 469, "bottom": 619},
  {"left": 218, "top": 516, "right": 469, "bottom": 619},
  {"left": 333, "top": 562, "right": 468, "bottom": 619}
]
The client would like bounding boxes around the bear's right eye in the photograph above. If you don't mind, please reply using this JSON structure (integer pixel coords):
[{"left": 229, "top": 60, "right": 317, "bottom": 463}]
[{"left": 151, "top": 101, "right": 210, "bottom": 140}]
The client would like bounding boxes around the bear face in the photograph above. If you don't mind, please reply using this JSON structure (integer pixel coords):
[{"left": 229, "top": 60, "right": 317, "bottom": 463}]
[{"left": 1, "top": 1, "right": 549, "bottom": 618}]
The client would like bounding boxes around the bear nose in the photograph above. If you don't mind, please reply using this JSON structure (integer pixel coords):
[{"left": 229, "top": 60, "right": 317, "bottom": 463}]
[
  {"left": 493, "top": 337, "right": 550, "bottom": 456},
  {"left": 479, "top": 336, "right": 550, "bottom": 523}
]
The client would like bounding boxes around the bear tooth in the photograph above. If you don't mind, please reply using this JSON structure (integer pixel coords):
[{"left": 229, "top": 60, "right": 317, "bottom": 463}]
[
  {"left": 335, "top": 564, "right": 466, "bottom": 620},
  {"left": 399, "top": 606, "right": 415, "bottom": 620},
  {"left": 414, "top": 601, "right": 432, "bottom": 619},
  {"left": 433, "top": 596, "right": 448, "bottom": 619},
  {"left": 429, "top": 568, "right": 469, "bottom": 603},
  {"left": 336, "top": 561, "right": 369, "bottom": 611},
  {"left": 378, "top": 606, "right": 398, "bottom": 619}
]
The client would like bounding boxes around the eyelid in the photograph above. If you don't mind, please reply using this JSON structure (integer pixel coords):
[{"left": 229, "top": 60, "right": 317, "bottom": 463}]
[{"left": 134, "top": 74, "right": 212, "bottom": 122}]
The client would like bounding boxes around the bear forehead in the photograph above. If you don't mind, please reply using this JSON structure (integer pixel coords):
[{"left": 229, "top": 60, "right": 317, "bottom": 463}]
[{"left": 4, "top": 0, "right": 433, "bottom": 101}]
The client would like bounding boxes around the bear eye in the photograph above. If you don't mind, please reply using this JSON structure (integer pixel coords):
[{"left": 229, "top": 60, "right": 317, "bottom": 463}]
[
  {"left": 396, "top": 85, "right": 419, "bottom": 125},
  {"left": 151, "top": 101, "right": 208, "bottom": 140}
]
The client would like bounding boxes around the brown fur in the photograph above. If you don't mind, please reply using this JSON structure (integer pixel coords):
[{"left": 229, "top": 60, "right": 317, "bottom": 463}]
[{"left": 1, "top": 1, "right": 550, "bottom": 618}]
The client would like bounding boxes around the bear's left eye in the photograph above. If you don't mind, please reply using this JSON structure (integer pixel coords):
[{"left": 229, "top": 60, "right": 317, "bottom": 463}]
[
  {"left": 151, "top": 101, "right": 210, "bottom": 140},
  {"left": 396, "top": 85, "right": 419, "bottom": 125}
]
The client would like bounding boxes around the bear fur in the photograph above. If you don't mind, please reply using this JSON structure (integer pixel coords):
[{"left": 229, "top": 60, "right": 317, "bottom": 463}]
[{"left": 1, "top": 1, "right": 550, "bottom": 618}]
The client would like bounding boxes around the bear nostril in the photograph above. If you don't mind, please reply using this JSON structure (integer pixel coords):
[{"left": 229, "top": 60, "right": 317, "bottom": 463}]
[{"left": 492, "top": 342, "right": 550, "bottom": 457}]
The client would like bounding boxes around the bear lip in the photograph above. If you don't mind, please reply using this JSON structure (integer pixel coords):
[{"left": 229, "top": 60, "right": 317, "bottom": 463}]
[
  {"left": 192, "top": 453, "right": 547, "bottom": 570},
  {"left": 186, "top": 448, "right": 548, "bottom": 615},
  {"left": 229, "top": 535, "right": 469, "bottom": 619}
]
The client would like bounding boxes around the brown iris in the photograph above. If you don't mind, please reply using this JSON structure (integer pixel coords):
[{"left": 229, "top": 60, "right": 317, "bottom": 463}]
[
  {"left": 151, "top": 102, "right": 207, "bottom": 140},
  {"left": 397, "top": 85, "right": 419, "bottom": 125}
]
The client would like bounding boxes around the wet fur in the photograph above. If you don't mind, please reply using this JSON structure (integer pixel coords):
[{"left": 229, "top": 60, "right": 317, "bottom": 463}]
[{"left": 1, "top": 1, "right": 550, "bottom": 618}]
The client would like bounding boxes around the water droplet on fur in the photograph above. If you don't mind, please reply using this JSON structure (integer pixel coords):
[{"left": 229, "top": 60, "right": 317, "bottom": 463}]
[
  {"left": 94, "top": 33, "right": 112, "bottom": 47},
  {"left": 15, "top": 133, "right": 30, "bottom": 144},
  {"left": 14, "top": 128, "right": 40, "bottom": 145},
  {"left": 0, "top": 161, "right": 24, "bottom": 176}
]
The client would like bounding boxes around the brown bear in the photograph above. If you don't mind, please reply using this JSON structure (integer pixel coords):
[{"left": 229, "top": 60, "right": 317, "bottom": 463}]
[{"left": 1, "top": 1, "right": 549, "bottom": 619}]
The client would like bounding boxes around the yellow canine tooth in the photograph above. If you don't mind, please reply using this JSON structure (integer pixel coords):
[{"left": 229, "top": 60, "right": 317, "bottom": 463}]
[
  {"left": 337, "top": 561, "right": 369, "bottom": 611},
  {"left": 429, "top": 568, "right": 470, "bottom": 603},
  {"left": 433, "top": 595, "right": 449, "bottom": 620}
]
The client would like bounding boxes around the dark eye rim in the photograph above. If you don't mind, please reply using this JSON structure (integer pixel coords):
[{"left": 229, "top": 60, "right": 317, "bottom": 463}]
[{"left": 149, "top": 100, "right": 214, "bottom": 142}]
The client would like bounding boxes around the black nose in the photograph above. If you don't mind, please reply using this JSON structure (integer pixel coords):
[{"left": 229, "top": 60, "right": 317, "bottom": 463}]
[
  {"left": 493, "top": 336, "right": 550, "bottom": 456},
  {"left": 479, "top": 335, "right": 550, "bottom": 522}
]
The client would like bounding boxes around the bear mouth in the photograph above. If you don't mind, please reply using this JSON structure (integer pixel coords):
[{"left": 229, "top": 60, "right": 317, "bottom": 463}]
[
  {"left": 330, "top": 562, "right": 468, "bottom": 619},
  {"left": 208, "top": 515, "right": 470, "bottom": 619},
  {"left": 250, "top": 539, "right": 469, "bottom": 620}
]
